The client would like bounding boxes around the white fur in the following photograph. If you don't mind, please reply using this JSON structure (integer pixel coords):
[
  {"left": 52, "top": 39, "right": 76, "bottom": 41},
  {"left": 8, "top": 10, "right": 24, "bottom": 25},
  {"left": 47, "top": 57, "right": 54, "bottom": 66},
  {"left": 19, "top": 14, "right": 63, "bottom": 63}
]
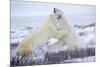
[{"left": 16, "top": 8, "right": 82, "bottom": 56}]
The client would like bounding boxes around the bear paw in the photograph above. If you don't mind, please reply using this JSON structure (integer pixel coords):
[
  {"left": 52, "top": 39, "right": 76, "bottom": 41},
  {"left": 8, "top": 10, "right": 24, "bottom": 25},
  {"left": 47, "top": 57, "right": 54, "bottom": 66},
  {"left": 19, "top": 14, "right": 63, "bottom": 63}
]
[{"left": 16, "top": 49, "right": 32, "bottom": 57}]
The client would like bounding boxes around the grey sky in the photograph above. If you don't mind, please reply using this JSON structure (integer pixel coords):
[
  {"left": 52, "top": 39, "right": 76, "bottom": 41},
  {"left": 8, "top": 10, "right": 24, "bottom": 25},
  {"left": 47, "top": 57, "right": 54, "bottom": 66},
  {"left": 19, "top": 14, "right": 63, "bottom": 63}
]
[{"left": 11, "top": 0, "right": 96, "bottom": 27}]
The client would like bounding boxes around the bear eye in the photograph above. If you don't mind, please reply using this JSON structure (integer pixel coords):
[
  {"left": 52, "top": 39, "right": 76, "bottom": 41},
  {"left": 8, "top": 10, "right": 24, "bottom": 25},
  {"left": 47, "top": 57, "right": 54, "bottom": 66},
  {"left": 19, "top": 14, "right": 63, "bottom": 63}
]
[{"left": 57, "top": 15, "right": 61, "bottom": 19}]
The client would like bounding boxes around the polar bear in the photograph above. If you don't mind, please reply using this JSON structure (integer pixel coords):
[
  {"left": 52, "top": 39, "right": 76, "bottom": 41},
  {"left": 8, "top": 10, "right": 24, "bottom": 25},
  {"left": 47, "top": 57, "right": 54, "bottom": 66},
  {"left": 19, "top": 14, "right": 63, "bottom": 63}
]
[{"left": 16, "top": 8, "right": 81, "bottom": 56}]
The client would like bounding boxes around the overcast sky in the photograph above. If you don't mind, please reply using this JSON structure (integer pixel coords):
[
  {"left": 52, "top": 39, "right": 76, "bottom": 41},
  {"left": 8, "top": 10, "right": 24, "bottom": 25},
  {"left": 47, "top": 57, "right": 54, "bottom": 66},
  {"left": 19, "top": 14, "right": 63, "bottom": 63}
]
[
  {"left": 11, "top": 1, "right": 95, "bottom": 17},
  {"left": 11, "top": 0, "right": 96, "bottom": 27}
]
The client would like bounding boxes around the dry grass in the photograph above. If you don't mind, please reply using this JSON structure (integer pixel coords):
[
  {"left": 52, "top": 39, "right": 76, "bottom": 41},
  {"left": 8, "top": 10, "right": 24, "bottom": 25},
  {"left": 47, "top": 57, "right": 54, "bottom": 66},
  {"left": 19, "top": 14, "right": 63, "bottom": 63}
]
[{"left": 10, "top": 47, "right": 95, "bottom": 66}]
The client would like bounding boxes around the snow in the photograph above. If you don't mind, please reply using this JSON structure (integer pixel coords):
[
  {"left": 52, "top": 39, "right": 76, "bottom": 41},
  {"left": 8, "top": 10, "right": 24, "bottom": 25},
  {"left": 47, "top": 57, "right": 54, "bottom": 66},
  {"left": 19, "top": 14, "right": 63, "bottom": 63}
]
[
  {"left": 63, "top": 56, "right": 95, "bottom": 63},
  {"left": 47, "top": 38, "right": 58, "bottom": 46},
  {"left": 11, "top": 28, "right": 31, "bottom": 44},
  {"left": 80, "top": 27, "right": 95, "bottom": 48},
  {"left": 73, "top": 56, "right": 95, "bottom": 62}
]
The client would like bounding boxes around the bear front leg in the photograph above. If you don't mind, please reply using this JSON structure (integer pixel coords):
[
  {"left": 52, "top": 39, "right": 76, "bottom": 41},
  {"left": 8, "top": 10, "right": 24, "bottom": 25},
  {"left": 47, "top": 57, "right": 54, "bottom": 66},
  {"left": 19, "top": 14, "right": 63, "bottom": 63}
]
[
  {"left": 16, "top": 38, "right": 34, "bottom": 57},
  {"left": 16, "top": 44, "right": 33, "bottom": 57}
]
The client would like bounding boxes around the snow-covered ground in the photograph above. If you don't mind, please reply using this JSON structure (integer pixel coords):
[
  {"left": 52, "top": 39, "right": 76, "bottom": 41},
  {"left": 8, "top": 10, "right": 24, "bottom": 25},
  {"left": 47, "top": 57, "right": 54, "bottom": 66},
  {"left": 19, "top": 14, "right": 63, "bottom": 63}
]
[
  {"left": 63, "top": 56, "right": 95, "bottom": 63},
  {"left": 10, "top": 23, "right": 95, "bottom": 66},
  {"left": 74, "top": 24, "right": 95, "bottom": 49}
]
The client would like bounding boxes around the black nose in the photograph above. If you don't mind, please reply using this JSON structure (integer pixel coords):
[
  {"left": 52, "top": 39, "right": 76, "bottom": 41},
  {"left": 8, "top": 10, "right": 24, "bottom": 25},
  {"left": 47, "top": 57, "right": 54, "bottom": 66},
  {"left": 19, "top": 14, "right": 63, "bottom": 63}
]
[{"left": 54, "top": 8, "right": 56, "bottom": 13}]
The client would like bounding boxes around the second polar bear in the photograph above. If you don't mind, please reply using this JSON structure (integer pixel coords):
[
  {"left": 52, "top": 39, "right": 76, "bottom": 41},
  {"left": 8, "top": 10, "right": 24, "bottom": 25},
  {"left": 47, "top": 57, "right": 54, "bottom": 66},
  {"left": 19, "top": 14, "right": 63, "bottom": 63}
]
[{"left": 16, "top": 8, "right": 82, "bottom": 56}]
